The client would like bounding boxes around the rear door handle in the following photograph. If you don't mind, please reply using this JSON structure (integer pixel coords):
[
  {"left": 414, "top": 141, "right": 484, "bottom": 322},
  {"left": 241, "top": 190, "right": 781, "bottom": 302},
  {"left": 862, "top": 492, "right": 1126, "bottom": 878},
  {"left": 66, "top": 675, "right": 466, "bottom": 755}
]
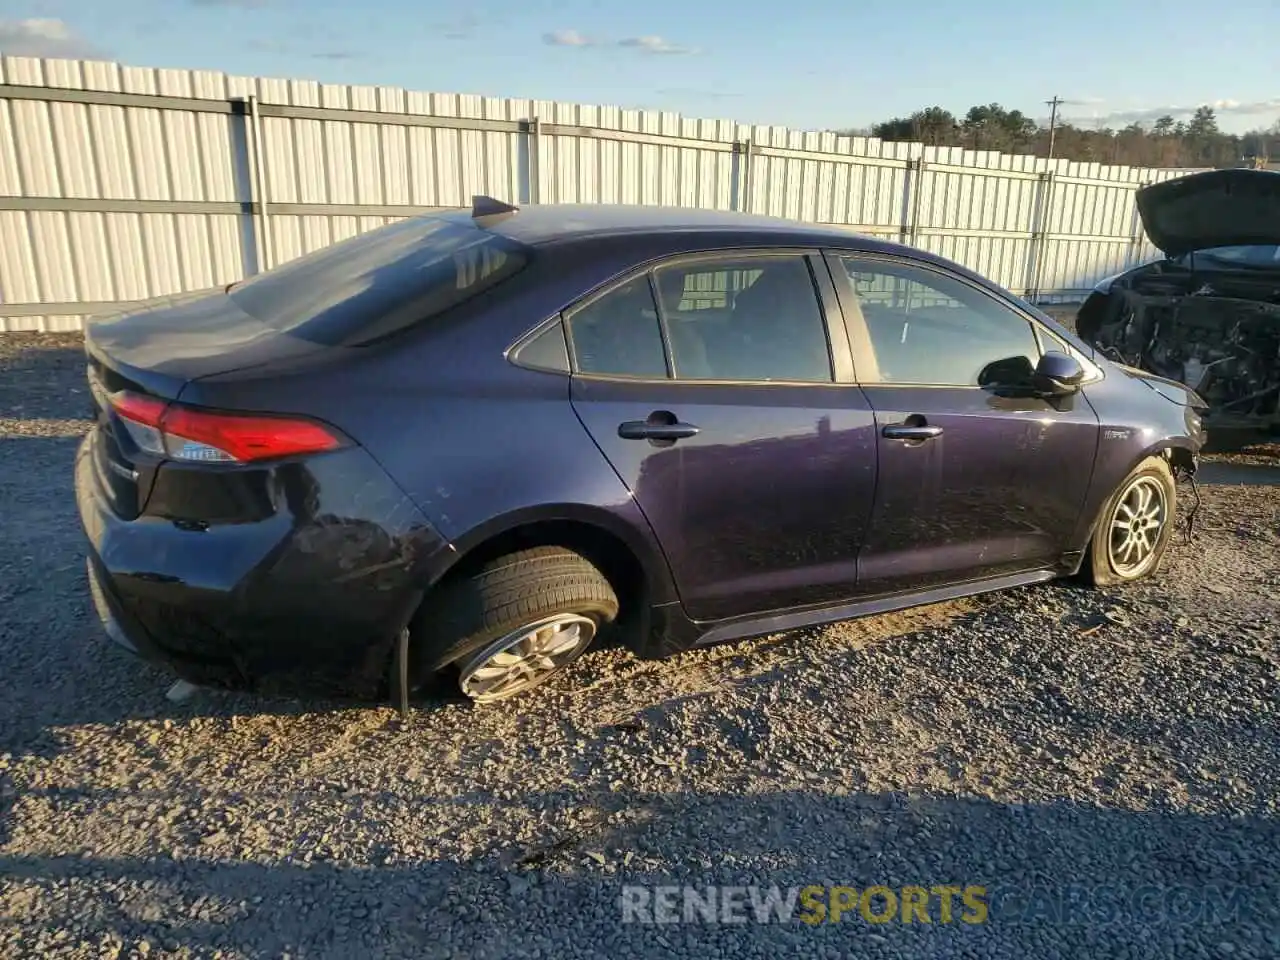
[
  {"left": 881, "top": 425, "right": 943, "bottom": 441},
  {"left": 618, "top": 420, "right": 699, "bottom": 441}
]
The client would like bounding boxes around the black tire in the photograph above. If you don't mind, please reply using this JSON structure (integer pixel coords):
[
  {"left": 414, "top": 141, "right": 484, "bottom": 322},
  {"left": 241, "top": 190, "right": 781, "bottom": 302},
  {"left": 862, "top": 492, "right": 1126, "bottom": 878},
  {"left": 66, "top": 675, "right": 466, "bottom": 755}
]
[
  {"left": 411, "top": 546, "right": 619, "bottom": 702},
  {"left": 1083, "top": 455, "right": 1177, "bottom": 587}
]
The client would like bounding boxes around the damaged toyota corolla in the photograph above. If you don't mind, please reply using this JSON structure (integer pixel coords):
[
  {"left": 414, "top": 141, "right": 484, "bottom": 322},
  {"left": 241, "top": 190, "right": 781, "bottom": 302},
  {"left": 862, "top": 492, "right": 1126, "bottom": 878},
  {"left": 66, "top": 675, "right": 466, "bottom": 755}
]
[
  {"left": 77, "top": 200, "right": 1209, "bottom": 708},
  {"left": 1077, "top": 168, "right": 1280, "bottom": 435}
]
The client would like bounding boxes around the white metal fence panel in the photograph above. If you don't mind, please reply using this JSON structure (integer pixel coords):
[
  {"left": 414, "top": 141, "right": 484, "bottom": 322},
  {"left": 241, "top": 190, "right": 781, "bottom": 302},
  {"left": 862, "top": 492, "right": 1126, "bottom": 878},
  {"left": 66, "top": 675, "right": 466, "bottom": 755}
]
[{"left": 0, "top": 55, "right": 1209, "bottom": 332}]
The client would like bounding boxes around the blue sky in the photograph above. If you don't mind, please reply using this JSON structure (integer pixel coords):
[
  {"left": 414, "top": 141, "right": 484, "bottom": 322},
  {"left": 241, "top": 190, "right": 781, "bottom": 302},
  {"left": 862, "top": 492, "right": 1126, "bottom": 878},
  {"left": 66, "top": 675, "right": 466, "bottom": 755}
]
[{"left": 2, "top": 0, "right": 1278, "bottom": 134}]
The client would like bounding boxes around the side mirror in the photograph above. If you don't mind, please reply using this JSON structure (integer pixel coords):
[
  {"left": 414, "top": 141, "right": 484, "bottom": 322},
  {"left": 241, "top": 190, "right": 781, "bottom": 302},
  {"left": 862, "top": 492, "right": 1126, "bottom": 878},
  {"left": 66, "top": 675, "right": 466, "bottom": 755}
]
[
  {"left": 1034, "top": 351, "right": 1086, "bottom": 397},
  {"left": 978, "top": 355, "right": 1036, "bottom": 388}
]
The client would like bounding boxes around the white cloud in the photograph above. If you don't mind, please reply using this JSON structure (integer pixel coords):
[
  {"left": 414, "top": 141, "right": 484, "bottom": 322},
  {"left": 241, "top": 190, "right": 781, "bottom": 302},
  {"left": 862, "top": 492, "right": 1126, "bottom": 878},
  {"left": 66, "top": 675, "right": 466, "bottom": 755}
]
[
  {"left": 543, "top": 29, "right": 596, "bottom": 47},
  {"left": 618, "top": 35, "right": 698, "bottom": 55},
  {"left": 0, "top": 19, "right": 104, "bottom": 59},
  {"left": 543, "top": 29, "right": 699, "bottom": 54},
  {"left": 1064, "top": 98, "right": 1280, "bottom": 127}
]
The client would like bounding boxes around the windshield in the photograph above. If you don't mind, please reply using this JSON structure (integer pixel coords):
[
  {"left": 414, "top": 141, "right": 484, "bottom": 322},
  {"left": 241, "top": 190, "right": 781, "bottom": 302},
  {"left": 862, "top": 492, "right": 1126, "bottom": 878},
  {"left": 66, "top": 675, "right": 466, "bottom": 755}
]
[
  {"left": 228, "top": 215, "right": 530, "bottom": 346},
  {"left": 1174, "top": 245, "right": 1280, "bottom": 270}
]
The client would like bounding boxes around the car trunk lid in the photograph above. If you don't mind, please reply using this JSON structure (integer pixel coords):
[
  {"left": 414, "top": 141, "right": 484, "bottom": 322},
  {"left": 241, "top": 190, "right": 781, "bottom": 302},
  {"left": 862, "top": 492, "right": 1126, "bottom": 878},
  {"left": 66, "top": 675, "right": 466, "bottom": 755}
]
[
  {"left": 83, "top": 288, "right": 332, "bottom": 519},
  {"left": 1137, "top": 169, "right": 1280, "bottom": 258},
  {"left": 85, "top": 287, "right": 330, "bottom": 390}
]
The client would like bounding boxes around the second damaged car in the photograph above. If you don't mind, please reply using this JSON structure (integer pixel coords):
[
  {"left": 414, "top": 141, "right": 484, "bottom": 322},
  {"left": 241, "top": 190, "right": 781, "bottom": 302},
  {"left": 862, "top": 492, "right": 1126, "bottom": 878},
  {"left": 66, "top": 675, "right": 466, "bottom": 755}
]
[{"left": 1077, "top": 168, "right": 1280, "bottom": 435}]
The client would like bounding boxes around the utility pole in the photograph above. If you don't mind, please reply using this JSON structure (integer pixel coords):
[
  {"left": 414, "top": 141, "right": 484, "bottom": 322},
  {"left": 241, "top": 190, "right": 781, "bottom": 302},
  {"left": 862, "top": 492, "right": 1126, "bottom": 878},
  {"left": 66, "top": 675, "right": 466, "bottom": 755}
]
[{"left": 1045, "top": 95, "right": 1064, "bottom": 161}]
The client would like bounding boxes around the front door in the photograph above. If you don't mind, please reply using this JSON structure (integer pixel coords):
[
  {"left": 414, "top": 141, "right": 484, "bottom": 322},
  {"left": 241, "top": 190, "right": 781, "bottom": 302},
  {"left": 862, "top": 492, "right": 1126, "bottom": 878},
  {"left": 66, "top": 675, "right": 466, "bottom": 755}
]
[
  {"left": 567, "top": 251, "right": 878, "bottom": 622},
  {"left": 828, "top": 252, "right": 1101, "bottom": 595}
]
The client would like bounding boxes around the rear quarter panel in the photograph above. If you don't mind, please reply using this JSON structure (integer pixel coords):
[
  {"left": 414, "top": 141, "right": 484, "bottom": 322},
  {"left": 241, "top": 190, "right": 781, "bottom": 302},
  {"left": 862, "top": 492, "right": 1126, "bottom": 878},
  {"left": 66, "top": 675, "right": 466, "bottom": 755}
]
[
  {"left": 184, "top": 252, "right": 680, "bottom": 603},
  {"left": 353, "top": 353, "right": 678, "bottom": 603}
]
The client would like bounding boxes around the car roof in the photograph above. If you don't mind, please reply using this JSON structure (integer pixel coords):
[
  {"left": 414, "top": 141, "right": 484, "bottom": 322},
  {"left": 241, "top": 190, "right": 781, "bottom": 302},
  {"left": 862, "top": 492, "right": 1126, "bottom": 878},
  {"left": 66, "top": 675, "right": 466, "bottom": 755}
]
[
  {"left": 463, "top": 201, "right": 1041, "bottom": 308},
  {"left": 481, "top": 202, "right": 875, "bottom": 247},
  {"left": 474, "top": 202, "right": 1019, "bottom": 297}
]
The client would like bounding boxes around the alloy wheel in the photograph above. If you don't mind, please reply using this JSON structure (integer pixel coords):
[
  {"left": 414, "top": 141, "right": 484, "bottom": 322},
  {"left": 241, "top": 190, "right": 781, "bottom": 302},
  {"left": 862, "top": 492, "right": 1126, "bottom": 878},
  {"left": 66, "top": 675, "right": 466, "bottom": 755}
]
[
  {"left": 1107, "top": 475, "right": 1168, "bottom": 577},
  {"left": 457, "top": 613, "right": 596, "bottom": 703}
]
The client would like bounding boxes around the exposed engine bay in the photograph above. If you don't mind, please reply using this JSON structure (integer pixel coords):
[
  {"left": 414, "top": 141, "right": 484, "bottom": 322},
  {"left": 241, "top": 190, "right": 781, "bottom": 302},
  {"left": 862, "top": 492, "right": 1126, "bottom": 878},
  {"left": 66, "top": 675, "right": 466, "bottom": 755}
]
[{"left": 1078, "top": 264, "right": 1280, "bottom": 429}]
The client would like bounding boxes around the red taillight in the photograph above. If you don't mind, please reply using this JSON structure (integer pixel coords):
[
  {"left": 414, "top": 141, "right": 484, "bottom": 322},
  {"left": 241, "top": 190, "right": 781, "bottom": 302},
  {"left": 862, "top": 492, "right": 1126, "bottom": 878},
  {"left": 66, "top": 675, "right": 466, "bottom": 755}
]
[
  {"left": 162, "top": 406, "right": 342, "bottom": 462},
  {"left": 111, "top": 391, "right": 167, "bottom": 428},
  {"left": 109, "top": 391, "right": 344, "bottom": 464}
]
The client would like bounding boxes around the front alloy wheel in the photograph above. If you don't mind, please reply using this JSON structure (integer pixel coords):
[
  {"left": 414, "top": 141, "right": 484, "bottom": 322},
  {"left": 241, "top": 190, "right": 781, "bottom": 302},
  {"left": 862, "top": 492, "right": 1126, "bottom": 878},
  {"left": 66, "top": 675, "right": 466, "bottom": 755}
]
[
  {"left": 1106, "top": 475, "right": 1168, "bottom": 578},
  {"left": 1085, "top": 455, "right": 1177, "bottom": 586}
]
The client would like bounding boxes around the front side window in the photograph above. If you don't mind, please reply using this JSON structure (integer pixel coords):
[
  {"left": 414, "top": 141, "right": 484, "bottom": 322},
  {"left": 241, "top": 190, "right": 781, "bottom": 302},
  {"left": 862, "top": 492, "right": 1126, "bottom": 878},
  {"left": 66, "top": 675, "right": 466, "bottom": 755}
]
[
  {"left": 653, "top": 255, "right": 833, "bottom": 383},
  {"left": 837, "top": 257, "right": 1042, "bottom": 386}
]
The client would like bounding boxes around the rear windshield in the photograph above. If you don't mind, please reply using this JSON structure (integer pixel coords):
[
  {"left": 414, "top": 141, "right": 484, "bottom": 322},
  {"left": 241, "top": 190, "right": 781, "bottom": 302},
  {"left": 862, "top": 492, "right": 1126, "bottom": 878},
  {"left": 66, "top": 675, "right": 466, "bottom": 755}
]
[{"left": 228, "top": 215, "right": 530, "bottom": 346}]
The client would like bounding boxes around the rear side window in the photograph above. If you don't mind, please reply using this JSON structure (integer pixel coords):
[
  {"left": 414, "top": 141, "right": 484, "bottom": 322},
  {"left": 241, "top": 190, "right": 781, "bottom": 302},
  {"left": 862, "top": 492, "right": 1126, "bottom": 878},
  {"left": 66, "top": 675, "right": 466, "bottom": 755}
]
[
  {"left": 227, "top": 215, "right": 529, "bottom": 346},
  {"left": 566, "top": 278, "right": 670, "bottom": 379},
  {"left": 511, "top": 321, "right": 570, "bottom": 373},
  {"left": 653, "top": 255, "right": 833, "bottom": 382},
  {"left": 564, "top": 255, "right": 833, "bottom": 383}
]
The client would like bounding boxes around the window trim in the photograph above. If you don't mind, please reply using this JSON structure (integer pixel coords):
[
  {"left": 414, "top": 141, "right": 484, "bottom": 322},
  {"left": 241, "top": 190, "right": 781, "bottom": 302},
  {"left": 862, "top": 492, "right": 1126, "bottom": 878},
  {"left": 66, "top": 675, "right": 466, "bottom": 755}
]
[
  {"left": 823, "top": 249, "right": 1102, "bottom": 389},
  {"left": 557, "top": 247, "right": 853, "bottom": 387},
  {"left": 645, "top": 272, "right": 678, "bottom": 379}
]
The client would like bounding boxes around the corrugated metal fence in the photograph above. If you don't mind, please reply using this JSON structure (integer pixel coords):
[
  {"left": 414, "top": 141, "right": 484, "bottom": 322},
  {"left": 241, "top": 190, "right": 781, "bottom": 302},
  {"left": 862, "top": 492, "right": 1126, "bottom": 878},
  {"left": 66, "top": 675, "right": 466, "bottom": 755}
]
[{"left": 0, "top": 56, "right": 1194, "bottom": 333}]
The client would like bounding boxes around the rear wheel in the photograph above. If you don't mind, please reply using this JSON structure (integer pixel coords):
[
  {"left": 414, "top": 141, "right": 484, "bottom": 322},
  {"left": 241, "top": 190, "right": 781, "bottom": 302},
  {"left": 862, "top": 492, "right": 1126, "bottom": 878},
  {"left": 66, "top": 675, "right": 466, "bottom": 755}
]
[
  {"left": 412, "top": 546, "right": 619, "bottom": 704},
  {"left": 1084, "top": 456, "right": 1176, "bottom": 586}
]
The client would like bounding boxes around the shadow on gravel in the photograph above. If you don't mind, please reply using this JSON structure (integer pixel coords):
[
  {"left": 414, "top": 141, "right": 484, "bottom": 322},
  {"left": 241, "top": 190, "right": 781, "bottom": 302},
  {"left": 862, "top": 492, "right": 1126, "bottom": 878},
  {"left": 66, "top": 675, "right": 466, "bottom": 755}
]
[
  {"left": 0, "top": 615, "right": 897, "bottom": 763},
  {"left": 0, "top": 789, "right": 1275, "bottom": 958},
  {"left": 0, "top": 578, "right": 987, "bottom": 763}
]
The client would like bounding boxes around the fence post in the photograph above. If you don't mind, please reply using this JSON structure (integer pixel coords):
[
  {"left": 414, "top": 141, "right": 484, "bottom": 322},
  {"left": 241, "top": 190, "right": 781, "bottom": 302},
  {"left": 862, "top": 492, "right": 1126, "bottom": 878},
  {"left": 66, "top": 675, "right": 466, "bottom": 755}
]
[
  {"left": 246, "top": 94, "right": 272, "bottom": 272},
  {"left": 227, "top": 97, "right": 263, "bottom": 277},
  {"left": 730, "top": 139, "right": 753, "bottom": 213},
  {"left": 898, "top": 159, "right": 914, "bottom": 245},
  {"left": 1024, "top": 170, "right": 1055, "bottom": 301},
  {"left": 518, "top": 118, "right": 542, "bottom": 205},
  {"left": 899, "top": 158, "right": 925, "bottom": 247},
  {"left": 909, "top": 158, "right": 925, "bottom": 247}
]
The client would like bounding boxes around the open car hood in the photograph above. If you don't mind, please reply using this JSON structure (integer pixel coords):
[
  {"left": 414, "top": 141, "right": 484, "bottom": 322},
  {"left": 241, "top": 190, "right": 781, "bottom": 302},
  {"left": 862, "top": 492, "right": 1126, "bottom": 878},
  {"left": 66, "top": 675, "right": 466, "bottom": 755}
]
[{"left": 1136, "top": 168, "right": 1280, "bottom": 258}]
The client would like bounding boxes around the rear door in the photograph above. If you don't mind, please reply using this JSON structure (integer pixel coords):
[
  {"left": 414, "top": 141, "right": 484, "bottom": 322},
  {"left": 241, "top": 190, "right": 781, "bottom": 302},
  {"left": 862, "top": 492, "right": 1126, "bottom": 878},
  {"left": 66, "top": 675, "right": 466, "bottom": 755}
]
[
  {"left": 826, "top": 251, "right": 1102, "bottom": 595},
  {"left": 567, "top": 250, "right": 879, "bottom": 622}
]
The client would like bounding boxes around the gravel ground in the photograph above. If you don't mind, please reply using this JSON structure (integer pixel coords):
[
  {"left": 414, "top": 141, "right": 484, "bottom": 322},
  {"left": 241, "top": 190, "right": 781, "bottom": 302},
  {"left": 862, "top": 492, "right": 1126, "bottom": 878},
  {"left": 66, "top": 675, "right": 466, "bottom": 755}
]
[{"left": 1, "top": 333, "right": 1278, "bottom": 960}]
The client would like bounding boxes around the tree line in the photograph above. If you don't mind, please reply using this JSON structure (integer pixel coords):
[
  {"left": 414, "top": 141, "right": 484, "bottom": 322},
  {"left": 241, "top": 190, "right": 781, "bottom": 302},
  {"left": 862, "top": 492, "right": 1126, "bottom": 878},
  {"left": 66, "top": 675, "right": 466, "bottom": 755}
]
[{"left": 855, "top": 104, "right": 1279, "bottom": 169}]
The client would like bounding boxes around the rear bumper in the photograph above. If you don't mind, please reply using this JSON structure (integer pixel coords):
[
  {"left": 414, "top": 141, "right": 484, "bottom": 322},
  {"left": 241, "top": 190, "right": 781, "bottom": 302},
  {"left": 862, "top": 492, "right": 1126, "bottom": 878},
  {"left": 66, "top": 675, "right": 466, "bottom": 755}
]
[
  {"left": 75, "top": 429, "right": 451, "bottom": 695},
  {"left": 85, "top": 556, "right": 141, "bottom": 656},
  {"left": 85, "top": 552, "right": 250, "bottom": 686}
]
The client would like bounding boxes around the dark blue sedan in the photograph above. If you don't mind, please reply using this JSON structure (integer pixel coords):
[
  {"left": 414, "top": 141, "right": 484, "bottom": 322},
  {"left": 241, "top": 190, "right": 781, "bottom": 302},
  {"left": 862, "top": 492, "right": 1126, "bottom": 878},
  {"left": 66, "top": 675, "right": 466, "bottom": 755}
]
[{"left": 77, "top": 198, "right": 1207, "bottom": 705}]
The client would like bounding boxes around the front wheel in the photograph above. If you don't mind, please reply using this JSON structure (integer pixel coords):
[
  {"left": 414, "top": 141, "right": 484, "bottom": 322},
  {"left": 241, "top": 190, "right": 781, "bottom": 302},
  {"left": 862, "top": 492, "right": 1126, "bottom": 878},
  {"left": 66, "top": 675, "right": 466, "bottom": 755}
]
[
  {"left": 1084, "top": 455, "right": 1177, "bottom": 587},
  {"left": 411, "top": 546, "right": 619, "bottom": 704}
]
